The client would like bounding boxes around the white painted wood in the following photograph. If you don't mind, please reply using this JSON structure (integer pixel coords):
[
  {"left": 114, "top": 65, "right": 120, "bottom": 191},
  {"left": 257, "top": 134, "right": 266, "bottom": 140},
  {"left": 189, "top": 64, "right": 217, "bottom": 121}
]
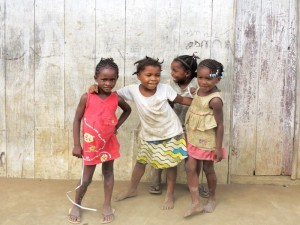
[
  {"left": 178, "top": 0, "right": 212, "bottom": 60},
  {"left": 64, "top": 0, "right": 96, "bottom": 179},
  {"left": 256, "top": 0, "right": 294, "bottom": 175},
  {"left": 0, "top": 0, "right": 6, "bottom": 177},
  {"left": 5, "top": 0, "right": 35, "bottom": 178},
  {"left": 231, "top": 0, "right": 261, "bottom": 175},
  {"left": 34, "top": 128, "right": 69, "bottom": 179},
  {"left": 34, "top": 0, "right": 67, "bottom": 178},
  {"left": 153, "top": 0, "right": 181, "bottom": 84},
  {"left": 34, "top": 0, "right": 64, "bottom": 129},
  {"left": 294, "top": 0, "right": 300, "bottom": 179},
  {"left": 210, "top": 0, "right": 235, "bottom": 184}
]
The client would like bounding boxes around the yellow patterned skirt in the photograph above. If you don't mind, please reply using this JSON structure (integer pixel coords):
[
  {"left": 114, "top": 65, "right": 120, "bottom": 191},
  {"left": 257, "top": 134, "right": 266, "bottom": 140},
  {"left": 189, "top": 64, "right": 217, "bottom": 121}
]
[{"left": 136, "top": 134, "right": 188, "bottom": 169}]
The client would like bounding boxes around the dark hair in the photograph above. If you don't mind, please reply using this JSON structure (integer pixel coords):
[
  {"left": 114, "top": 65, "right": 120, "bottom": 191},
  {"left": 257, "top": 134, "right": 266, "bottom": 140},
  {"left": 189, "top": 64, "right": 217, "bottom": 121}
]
[
  {"left": 95, "top": 58, "right": 119, "bottom": 79},
  {"left": 132, "top": 56, "right": 163, "bottom": 75},
  {"left": 198, "top": 59, "right": 224, "bottom": 78},
  {"left": 173, "top": 53, "right": 199, "bottom": 78}
]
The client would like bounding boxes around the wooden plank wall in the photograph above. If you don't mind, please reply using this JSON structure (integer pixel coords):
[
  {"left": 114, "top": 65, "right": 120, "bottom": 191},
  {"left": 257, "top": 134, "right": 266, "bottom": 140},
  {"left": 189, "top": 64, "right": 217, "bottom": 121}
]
[
  {"left": 232, "top": 0, "right": 297, "bottom": 180},
  {"left": 0, "top": 0, "right": 299, "bottom": 183}
]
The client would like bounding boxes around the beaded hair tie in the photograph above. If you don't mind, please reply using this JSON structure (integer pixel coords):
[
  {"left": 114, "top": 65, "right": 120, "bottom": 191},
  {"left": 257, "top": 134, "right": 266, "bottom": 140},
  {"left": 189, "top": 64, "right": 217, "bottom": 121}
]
[{"left": 209, "top": 69, "right": 224, "bottom": 79}]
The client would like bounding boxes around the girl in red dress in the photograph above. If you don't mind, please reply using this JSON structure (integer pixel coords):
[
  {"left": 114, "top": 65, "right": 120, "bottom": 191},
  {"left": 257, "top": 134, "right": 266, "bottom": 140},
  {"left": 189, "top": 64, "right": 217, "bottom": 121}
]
[{"left": 68, "top": 58, "right": 131, "bottom": 224}]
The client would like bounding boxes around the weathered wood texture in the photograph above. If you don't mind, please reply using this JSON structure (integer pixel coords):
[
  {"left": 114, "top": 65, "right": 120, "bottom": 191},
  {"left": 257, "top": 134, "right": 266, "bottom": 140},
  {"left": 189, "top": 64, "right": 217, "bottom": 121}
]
[
  {"left": 232, "top": 0, "right": 297, "bottom": 177},
  {"left": 5, "top": 0, "right": 35, "bottom": 178},
  {"left": 34, "top": 0, "right": 67, "bottom": 179},
  {"left": 0, "top": 0, "right": 299, "bottom": 183},
  {"left": 294, "top": 0, "right": 300, "bottom": 179},
  {"left": 0, "top": 0, "right": 6, "bottom": 176}
]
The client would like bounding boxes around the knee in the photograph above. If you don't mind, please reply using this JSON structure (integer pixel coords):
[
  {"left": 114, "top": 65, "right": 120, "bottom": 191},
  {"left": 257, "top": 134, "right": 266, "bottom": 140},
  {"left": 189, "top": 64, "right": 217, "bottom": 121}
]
[
  {"left": 203, "top": 163, "right": 215, "bottom": 175},
  {"left": 102, "top": 167, "right": 114, "bottom": 177},
  {"left": 185, "top": 162, "right": 195, "bottom": 175}
]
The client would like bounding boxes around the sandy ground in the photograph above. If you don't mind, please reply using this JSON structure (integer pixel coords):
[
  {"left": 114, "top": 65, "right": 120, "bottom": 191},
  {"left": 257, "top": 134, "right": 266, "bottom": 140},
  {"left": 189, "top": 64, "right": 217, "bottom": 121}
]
[{"left": 1, "top": 178, "right": 300, "bottom": 225}]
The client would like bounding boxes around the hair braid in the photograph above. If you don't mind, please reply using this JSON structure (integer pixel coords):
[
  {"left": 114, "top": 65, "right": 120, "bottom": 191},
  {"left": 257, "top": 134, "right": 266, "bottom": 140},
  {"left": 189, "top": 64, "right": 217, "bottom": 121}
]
[
  {"left": 198, "top": 59, "right": 224, "bottom": 77},
  {"left": 95, "top": 58, "right": 119, "bottom": 78}
]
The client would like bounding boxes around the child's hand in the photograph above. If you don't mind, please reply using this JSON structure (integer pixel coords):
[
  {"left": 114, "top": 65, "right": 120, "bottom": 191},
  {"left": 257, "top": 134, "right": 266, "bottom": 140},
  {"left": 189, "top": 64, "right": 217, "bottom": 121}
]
[
  {"left": 189, "top": 87, "right": 196, "bottom": 95},
  {"left": 72, "top": 145, "right": 83, "bottom": 158},
  {"left": 214, "top": 149, "right": 223, "bottom": 162},
  {"left": 88, "top": 84, "right": 99, "bottom": 93}
]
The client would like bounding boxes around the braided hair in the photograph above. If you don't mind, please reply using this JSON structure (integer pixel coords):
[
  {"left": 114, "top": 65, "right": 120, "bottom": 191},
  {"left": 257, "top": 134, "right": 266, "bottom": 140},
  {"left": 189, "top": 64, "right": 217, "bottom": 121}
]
[
  {"left": 95, "top": 58, "right": 119, "bottom": 79},
  {"left": 198, "top": 59, "right": 224, "bottom": 78},
  {"left": 132, "top": 56, "right": 163, "bottom": 75},
  {"left": 173, "top": 53, "right": 199, "bottom": 78}
]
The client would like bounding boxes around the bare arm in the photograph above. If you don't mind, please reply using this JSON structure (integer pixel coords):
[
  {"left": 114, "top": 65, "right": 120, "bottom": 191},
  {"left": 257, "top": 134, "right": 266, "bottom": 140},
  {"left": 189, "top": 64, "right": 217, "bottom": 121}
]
[
  {"left": 210, "top": 97, "right": 224, "bottom": 162},
  {"left": 115, "top": 95, "right": 131, "bottom": 132},
  {"left": 173, "top": 94, "right": 193, "bottom": 106},
  {"left": 72, "top": 93, "right": 87, "bottom": 158}
]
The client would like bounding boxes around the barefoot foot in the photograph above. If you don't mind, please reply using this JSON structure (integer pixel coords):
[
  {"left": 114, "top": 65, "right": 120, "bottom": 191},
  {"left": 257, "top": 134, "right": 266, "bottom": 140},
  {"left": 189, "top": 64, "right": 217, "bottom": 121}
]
[
  {"left": 183, "top": 203, "right": 204, "bottom": 218},
  {"left": 161, "top": 195, "right": 174, "bottom": 210},
  {"left": 68, "top": 206, "right": 81, "bottom": 224},
  {"left": 114, "top": 191, "right": 137, "bottom": 201},
  {"left": 101, "top": 208, "right": 115, "bottom": 224},
  {"left": 204, "top": 198, "right": 216, "bottom": 213}
]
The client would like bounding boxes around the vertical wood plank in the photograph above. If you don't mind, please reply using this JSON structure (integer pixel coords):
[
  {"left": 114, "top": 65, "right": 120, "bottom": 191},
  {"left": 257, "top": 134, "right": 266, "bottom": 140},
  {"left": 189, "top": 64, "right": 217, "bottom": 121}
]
[
  {"left": 34, "top": 0, "right": 64, "bottom": 128},
  {"left": 0, "top": 0, "right": 6, "bottom": 177},
  {"left": 5, "top": 0, "right": 35, "bottom": 178},
  {"left": 286, "top": 0, "right": 297, "bottom": 177},
  {"left": 34, "top": 0, "right": 66, "bottom": 178},
  {"left": 96, "top": 0, "right": 129, "bottom": 180},
  {"left": 256, "top": 0, "right": 293, "bottom": 175},
  {"left": 294, "top": 0, "right": 300, "bottom": 179},
  {"left": 65, "top": 0, "right": 96, "bottom": 179},
  {"left": 231, "top": 0, "right": 261, "bottom": 175},
  {"left": 153, "top": 0, "right": 181, "bottom": 84},
  {"left": 178, "top": 0, "right": 212, "bottom": 60},
  {"left": 35, "top": 128, "right": 69, "bottom": 179},
  {"left": 210, "top": 0, "right": 235, "bottom": 183}
]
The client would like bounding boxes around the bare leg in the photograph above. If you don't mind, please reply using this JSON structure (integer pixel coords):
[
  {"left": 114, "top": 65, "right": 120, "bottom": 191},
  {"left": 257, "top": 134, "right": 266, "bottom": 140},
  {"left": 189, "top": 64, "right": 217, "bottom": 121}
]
[
  {"left": 161, "top": 166, "right": 176, "bottom": 210},
  {"left": 114, "top": 162, "right": 146, "bottom": 201},
  {"left": 184, "top": 156, "right": 203, "bottom": 217},
  {"left": 68, "top": 165, "right": 96, "bottom": 223},
  {"left": 101, "top": 160, "right": 115, "bottom": 223},
  {"left": 149, "top": 169, "right": 162, "bottom": 194},
  {"left": 197, "top": 161, "right": 209, "bottom": 198},
  {"left": 203, "top": 160, "right": 217, "bottom": 213}
]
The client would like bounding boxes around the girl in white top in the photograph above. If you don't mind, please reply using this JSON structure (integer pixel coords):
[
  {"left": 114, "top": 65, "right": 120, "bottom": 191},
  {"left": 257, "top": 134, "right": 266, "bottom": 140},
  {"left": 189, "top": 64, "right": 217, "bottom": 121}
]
[{"left": 114, "top": 56, "right": 192, "bottom": 210}]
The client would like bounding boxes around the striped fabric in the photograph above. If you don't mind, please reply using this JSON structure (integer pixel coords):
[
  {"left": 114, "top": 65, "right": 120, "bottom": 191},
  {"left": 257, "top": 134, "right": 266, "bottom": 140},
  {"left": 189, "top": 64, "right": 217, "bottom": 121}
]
[{"left": 137, "top": 134, "right": 188, "bottom": 169}]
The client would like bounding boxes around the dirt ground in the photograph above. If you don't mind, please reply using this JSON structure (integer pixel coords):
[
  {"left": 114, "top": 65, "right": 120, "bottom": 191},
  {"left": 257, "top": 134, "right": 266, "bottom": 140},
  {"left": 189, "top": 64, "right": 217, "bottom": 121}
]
[{"left": 1, "top": 178, "right": 300, "bottom": 225}]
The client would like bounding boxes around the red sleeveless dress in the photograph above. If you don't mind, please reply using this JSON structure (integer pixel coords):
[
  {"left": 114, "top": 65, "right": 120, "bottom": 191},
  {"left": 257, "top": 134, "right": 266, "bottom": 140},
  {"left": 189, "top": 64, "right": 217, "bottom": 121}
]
[{"left": 82, "top": 92, "right": 120, "bottom": 165}]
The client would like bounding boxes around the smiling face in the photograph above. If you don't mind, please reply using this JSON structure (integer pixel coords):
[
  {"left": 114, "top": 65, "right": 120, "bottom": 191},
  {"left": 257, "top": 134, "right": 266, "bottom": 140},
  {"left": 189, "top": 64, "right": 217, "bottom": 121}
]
[
  {"left": 137, "top": 65, "right": 161, "bottom": 93},
  {"left": 171, "top": 60, "right": 190, "bottom": 84},
  {"left": 95, "top": 67, "right": 118, "bottom": 94},
  {"left": 197, "top": 66, "right": 220, "bottom": 94}
]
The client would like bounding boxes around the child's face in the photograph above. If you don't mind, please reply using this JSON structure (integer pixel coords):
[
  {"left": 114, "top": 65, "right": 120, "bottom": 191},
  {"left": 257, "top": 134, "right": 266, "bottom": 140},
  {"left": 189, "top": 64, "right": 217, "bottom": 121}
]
[
  {"left": 95, "top": 68, "right": 118, "bottom": 93},
  {"left": 171, "top": 61, "right": 189, "bottom": 83},
  {"left": 197, "top": 67, "right": 220, "bottom": 93},
  {"left": 137, "top": 66, "right": 161, "bottom": 91}
]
